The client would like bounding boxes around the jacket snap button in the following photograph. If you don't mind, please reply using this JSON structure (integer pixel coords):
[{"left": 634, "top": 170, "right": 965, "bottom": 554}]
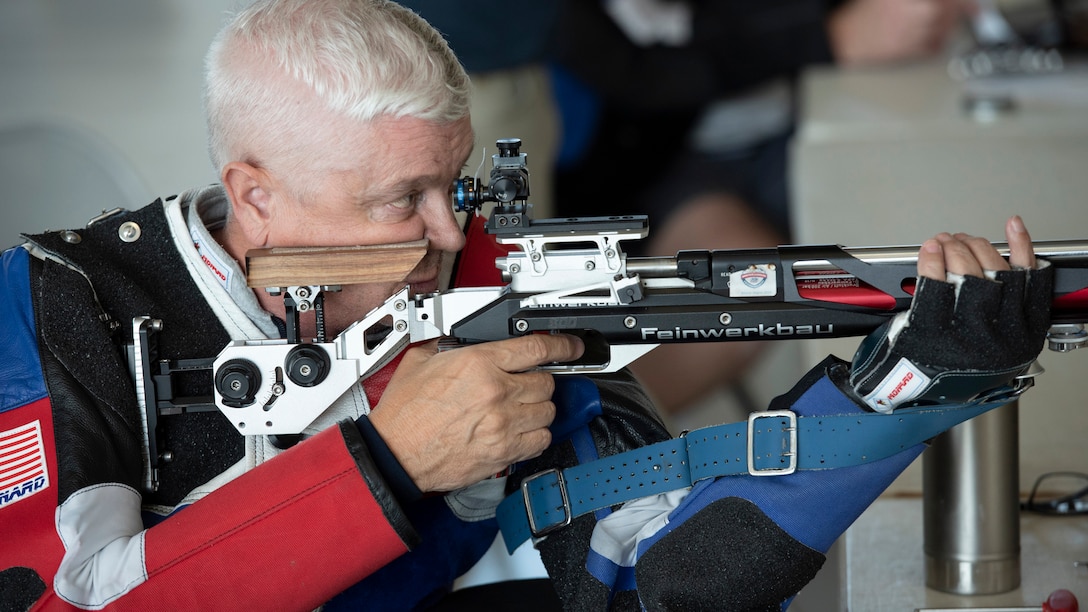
[{"left": 118, "top": 221, "right": 141, "bottom": 243}]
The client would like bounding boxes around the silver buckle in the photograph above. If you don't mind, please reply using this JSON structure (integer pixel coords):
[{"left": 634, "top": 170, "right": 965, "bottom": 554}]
[
  {"left": 747, "top": 410, "right": 798, "bottom": 476},
  {"left": 521, "top": 468, "right": 572, "bottom": 538}
]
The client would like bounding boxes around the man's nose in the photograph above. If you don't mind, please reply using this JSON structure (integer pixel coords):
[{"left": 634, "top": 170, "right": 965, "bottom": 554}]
[{"left": 424, "top": 202, "right": 467, "bottom": 253}]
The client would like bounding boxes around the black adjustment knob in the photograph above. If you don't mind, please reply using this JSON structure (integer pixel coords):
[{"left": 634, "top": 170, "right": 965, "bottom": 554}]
[
  {"left": 490, "top": 175, "right": 524, "bottom": 203},
  {"left": 284, "top": 345, "right": 330, "bottom": 388},
  {"left": 215, "top": 359, "right": 261, "bottom": 408}
]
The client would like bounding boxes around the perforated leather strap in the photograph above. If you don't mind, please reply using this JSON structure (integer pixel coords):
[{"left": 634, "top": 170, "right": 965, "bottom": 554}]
[{"left": 497, "top": 396, "right": 1011, "bottom": 553}]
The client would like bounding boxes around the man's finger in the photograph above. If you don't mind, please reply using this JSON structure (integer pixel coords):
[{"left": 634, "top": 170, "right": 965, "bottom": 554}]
[
  {"left": 1005, "top": 215, "right": 1036, "bottom": 269},
  {"left": 955, "top": 232, "right": 1010, "bottom": 273},
  {"left": 937, "top": 232, "right": 984, "bottom": 278},
  {"left": 480, "top": 333, "right": 585, "bottom": 373},
  {"left": 511, "top": 370, "right": 559, "bottom": 404},
  {"left": 512, "top": 426, "right": 552, "bottom": 462},
  {"left": 514, "top": 399, "right": 557, "bottom": 433},
  {"left": 918, "top": 238, "right": 946, "bottom": 281}
]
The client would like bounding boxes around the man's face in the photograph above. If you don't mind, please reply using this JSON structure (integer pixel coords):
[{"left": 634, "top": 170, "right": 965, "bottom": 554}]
[{"left": 261, "top": 114, "right": 474, "bottom": 336}]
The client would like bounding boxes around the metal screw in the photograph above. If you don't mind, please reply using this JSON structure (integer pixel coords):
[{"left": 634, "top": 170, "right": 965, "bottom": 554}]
[
  {"left": 296, "top": 287, "right": 311, "bottom": 299},
  {"left": 394, "top": 300, "right": 407, "bottom": 311},
  {"left": 515, "top": 319, "right": 529, "bottom": 333},
  {"left": 299, "top": 364, "right": 312, "bottom": 377},
  {"left": 61, "top": 230, "right": 82, "bottom": 244},
  {"left": 395, "top": 320, "right": 408, "bottom": 332},
  {"left": 623, "top": 316, "right": 637, "bottom": 329},
  {"left": 605, "top": 249, "right": 616, "bottom": 259},
  {"left": 271, "top": 383, "right": 285, "bottom": 396},
  {"left": 719, "top": 312, "right": 732, "bottom": 325},
  {"left": 530, "top": 252, "right": 542, "bottom": 262},
  {"left": 585, "top": 260, "right": 596, "bottom": 271},
  {"left": 509, "top": 264, "right": 521, "bottom": 274}
]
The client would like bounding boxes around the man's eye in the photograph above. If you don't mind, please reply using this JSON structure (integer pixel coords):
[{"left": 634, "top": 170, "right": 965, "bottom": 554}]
[{"left": 391, "top": 193, "right": 421, "bottom": 210}]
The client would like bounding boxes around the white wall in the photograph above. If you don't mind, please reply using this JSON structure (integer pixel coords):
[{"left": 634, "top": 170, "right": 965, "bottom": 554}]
[{"left": 0, "top": 0, "right": 237, "bottom": 247}]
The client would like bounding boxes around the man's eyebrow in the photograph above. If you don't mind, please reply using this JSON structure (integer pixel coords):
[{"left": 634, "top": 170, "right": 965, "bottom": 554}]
[{"left": 376, "top": 173, "right": 450, "bottom": 198}]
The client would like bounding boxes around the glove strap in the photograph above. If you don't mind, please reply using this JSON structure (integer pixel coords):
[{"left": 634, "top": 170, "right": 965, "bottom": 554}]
[{"left": 496, "top": 388, "right": 1024, "bottom": 553}]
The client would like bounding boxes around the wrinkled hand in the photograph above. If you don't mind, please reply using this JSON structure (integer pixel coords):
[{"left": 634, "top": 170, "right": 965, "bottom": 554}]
[
  {"left": 829, "top": 0, "right": 968, "bottom": 66},
  {"left": 849, "top": 216, "right": 1053, "bottom": 412},
  {"left": 368, "top": 334, "right": 584, "bottom": 492}
]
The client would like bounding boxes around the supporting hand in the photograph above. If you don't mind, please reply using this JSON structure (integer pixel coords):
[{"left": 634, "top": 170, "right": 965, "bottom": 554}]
[{"left": 848, "top": 216, "right": 1053, "bottom": 412}]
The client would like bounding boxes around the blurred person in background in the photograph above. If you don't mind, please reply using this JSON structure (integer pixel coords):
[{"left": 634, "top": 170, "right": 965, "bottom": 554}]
[{"left": 551, "top": 0, "right": 970, "bottom": 417}]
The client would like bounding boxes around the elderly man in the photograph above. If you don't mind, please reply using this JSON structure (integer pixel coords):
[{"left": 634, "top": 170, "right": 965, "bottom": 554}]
[{"left": 0, "top": 0, "right": 1051, "bottom": 610}]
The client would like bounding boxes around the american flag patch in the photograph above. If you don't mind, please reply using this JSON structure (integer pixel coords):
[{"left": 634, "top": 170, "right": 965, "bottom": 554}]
[{"left": 0, "top": 421, "right": 49, "bottom": 509}]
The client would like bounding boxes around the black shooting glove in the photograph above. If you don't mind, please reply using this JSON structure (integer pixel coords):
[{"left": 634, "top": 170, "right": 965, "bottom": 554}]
[{"left": 848, "top": 263, "right": 1053, "bottom": 412}]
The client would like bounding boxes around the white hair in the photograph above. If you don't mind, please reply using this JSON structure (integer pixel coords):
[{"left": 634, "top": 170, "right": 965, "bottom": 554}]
[{"left": 203, "top": 0, "right": 470, "bottom": 181}]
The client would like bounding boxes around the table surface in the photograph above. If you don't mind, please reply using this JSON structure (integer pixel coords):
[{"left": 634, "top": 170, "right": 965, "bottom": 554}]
[{"left": 844, "top": 497, "right": 1087, "bottom": 611}]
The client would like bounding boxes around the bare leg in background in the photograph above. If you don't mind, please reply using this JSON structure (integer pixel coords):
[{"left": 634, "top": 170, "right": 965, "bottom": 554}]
[{"left": 629, "top": 193, "right": 784, "bottom": 416}]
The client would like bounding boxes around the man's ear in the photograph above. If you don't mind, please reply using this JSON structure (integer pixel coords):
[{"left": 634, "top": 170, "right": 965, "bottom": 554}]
[{"left": 222, "top": 161, "right": 274, "bottom": 246}]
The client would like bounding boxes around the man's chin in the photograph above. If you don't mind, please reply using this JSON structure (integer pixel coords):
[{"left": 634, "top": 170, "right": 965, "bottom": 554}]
[
  {"left": 408, "top": 278, "right": 439, "bottom": 296},
  {"left": 409, "top": 252, "right": 450, "bottom": 296}
]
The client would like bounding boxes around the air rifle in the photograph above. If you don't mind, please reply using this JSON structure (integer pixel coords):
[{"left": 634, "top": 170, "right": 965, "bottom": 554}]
[{"left": 132, "top": 138, "right": 1088, "bottom": 492}]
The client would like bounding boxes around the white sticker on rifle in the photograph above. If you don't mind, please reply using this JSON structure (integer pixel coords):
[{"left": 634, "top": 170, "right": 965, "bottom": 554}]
[
  {"left": 729, "top": 264, "right": 777, "bottom": 298},
  {"left": 863, "top": 357, "right": 932, "bottom": 413}
]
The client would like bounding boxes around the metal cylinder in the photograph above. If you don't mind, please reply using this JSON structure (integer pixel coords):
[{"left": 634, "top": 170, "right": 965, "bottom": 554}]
[{"left": 923, "top": 401, "right": 1021, "bottom": 595}]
